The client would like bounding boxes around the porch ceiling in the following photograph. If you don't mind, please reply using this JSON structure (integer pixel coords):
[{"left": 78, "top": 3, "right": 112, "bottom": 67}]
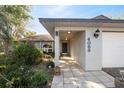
[{"left": 59, "top": 31, "right": 81, "bottom": 41}]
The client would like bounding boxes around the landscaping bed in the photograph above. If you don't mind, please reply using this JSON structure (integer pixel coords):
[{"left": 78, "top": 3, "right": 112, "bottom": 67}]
[
  {"left": 32, "top": 62, "right": 54, "bottom": 88},
  {"left": 102, "top": 67, "right": 124, "bottom": 78},
  {"left": 103, "top": 67, "right": 124, "bottom": 88},
  {"left": 0, "top": 43, "right": 54, "bottom": 88}
]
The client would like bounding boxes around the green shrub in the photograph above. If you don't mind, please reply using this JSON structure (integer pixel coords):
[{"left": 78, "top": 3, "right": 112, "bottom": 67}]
[
  {"left": 0, "top": 43, "right": 4, "bottom": 52},
  {"left": 46, "top": 61, "right": 55, "bottom": 69},
  {"left": 0, "top": 65, "right": 6, "bottom": 73},
  {"left": 31, "top": 70, "right": 51, "bottom": 87},
  {"left": 11, "top": 43, "right": 43, "bottom": 65},
  {"left": 0, "top": 65, "right": 33, "bottom": 88},
  {"left": 0, "top": 43, "right": 53, "bottom": 88},
  {"left": 0, "top": 53, "right": 5, "bottom": 62},
  {"left": 0, "top": 54, "right": 6, "bottom": 73}
]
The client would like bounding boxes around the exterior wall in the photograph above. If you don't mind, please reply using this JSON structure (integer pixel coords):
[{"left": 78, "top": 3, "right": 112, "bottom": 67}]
[
  {"left": 34, "top": 42, "right": 41, "bottom": 49},
  {"left": 85, "top": 28, "right": 102, "bottom": 71},
  {"left": 70, "top": 31, "right": 85, "bottom": 69}
]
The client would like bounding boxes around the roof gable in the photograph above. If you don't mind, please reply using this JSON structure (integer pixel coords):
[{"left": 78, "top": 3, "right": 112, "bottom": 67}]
[{"left": 92, "top": 15, "right": 111, "bottom": 20}]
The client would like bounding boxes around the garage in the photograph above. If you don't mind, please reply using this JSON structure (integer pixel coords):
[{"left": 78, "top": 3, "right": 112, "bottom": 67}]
[{"left": 103, "top": 32, "right": 124, "bottom": 67}]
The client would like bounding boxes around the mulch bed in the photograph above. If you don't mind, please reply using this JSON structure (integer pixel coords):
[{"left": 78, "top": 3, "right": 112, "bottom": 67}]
[{"left": 102, "top": 67, "right": 124, "bottom": 78}]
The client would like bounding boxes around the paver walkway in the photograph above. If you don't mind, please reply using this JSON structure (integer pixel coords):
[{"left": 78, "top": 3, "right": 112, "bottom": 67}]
[{"left": 52, "top": 57, "right": 115, "bottom": 88}]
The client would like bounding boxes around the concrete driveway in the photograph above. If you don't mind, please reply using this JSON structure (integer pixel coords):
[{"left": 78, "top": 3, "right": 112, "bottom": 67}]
[{"left": 51, "top": 57, "right": 115, "bottom": 88}]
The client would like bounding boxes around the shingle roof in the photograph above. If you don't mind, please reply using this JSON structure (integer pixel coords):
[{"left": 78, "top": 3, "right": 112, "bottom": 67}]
[
  {"left": 19, "top": 34, "right": 54, "bottom": 42},
  {"left": 39, "top": 15, "right": 124, "bottom": 23}
]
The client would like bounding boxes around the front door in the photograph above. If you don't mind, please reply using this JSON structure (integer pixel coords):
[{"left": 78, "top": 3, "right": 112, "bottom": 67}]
[{"left": 62, "top": 43, "right": 68, "bottom": 53}]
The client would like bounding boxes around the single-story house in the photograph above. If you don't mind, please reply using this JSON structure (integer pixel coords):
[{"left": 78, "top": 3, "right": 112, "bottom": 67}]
[
  {"left": 39, "top": 15, "right": 124, "bottom": 71},
  {"left": 20, "top": 34, "right": 54, "bottom": 53}
]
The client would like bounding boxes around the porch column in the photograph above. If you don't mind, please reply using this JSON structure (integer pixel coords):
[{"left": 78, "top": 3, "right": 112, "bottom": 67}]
[{"left": 54, "top": 30, "right": 60, "bottom": 66}]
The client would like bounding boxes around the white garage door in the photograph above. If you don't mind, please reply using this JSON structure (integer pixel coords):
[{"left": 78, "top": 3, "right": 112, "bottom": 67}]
[{"left": 103, "top": 32, "right": 124, "bottom": 67}]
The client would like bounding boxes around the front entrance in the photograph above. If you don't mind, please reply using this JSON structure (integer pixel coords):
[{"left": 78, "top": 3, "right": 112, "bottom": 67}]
[{"left": 62, "top": 42, "right": 68, "bottom": 53}]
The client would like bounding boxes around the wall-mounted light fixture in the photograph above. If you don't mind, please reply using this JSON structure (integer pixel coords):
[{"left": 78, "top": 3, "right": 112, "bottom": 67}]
[
  {"left": 94, "top": 29, "right": 100, "bottom": 38},
  {"left": 55, "top": 31, "right": 59, "bottom": 36}
]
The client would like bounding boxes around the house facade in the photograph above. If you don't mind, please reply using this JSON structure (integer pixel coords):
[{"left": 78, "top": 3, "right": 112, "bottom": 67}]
[
  {"left": 20, "top": 35, "right": 54, "bottom": 53},
  {"left": 39, "top": 15, "right": 124, "bottom": 71}
]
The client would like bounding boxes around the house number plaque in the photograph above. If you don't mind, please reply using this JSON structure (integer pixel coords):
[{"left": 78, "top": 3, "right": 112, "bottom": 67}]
[{"left": 87, "top": 37, "right": 91, "bottom": 52}]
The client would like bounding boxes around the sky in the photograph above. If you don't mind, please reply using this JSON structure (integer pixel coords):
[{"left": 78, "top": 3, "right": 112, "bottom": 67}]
[{"left": 26, "top": 5, "right": 124, "bottom": 35}]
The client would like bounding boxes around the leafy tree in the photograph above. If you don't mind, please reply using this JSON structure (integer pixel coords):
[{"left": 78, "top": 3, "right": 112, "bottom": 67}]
[
  {"left": 0, "top": 5, "right": 32, "bottom": 55},
  {"left": 24, "top": 31, "right": 36, "bottom": 37},
  {"left": 0, "top": 11, "right": 12, "bottom": 55}
]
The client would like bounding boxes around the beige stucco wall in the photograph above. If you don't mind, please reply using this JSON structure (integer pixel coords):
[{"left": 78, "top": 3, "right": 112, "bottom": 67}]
[{"left": 70, "top": 31, "right": 85, "bottom": 69}]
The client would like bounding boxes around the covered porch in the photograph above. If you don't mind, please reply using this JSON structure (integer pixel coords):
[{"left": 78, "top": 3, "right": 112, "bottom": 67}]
[
  {"left": 54, "top": 27, "right": 102, "bottom": 71},
  {"left": 59, "top": 31, "right": 85, "bottom": 68}
]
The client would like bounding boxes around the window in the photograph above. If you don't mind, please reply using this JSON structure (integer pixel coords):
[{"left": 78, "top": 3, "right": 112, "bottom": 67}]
[
  {"left": 43, "top": 44, "right": 52, "bottom": 48},
  {"left": 42, "top": 43, "right": 53, "bottom": 53},
  {"left": 48, "top": 49, "right": 52, "bottom": 52}
]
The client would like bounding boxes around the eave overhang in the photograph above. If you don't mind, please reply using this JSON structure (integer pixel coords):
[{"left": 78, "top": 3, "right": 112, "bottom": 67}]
[{"left": 39, "top": 18, "right": 124, "bottom": 37}]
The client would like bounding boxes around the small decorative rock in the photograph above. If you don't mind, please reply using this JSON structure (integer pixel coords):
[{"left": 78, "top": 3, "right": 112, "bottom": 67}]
[{"left": 54, "top": 66, "right": 61, "bottom": 75}]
